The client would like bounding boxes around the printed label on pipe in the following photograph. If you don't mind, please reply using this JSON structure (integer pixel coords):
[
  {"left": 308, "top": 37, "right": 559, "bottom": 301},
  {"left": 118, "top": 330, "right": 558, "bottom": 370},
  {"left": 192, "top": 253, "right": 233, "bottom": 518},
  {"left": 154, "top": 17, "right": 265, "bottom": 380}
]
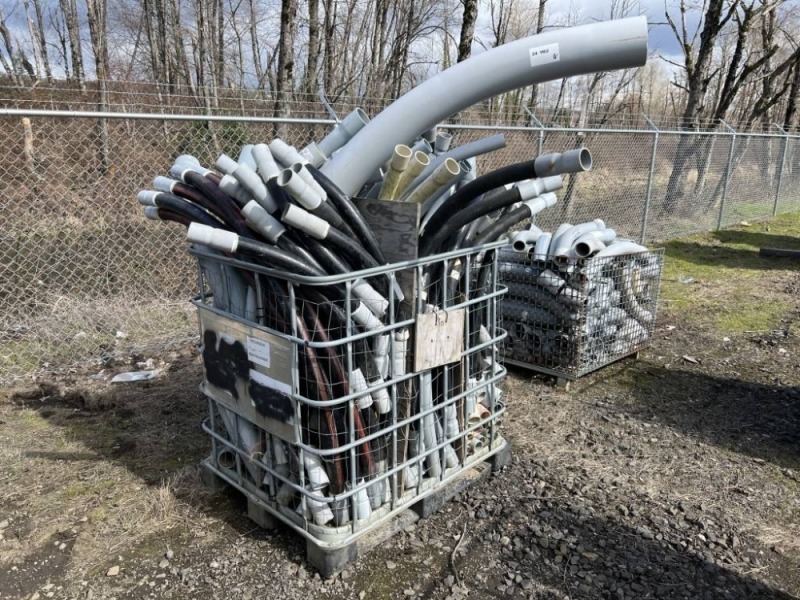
[
  {"left": 247, "top": 335, "right": 272, "bottom": 368},
  {"left": 529, "top": 43, "right": 560, "bottom": 67}
]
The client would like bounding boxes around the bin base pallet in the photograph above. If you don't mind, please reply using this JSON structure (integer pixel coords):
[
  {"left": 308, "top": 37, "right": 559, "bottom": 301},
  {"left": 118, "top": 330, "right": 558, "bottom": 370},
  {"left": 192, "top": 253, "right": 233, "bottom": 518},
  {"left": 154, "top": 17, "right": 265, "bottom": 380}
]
[
  {"left": 503, "top": 351, "right": 641, "bottom": 390},
  {"left": 200, "top": 439, "right": 512, "bottom": 578}
]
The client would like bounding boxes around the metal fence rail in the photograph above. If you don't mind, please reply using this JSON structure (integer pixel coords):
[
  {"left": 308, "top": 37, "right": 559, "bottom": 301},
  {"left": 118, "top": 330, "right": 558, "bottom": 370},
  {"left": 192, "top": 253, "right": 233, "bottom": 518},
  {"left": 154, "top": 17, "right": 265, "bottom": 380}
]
[{"left": 2, "top": 109, "right": 799, "bottom": 381}]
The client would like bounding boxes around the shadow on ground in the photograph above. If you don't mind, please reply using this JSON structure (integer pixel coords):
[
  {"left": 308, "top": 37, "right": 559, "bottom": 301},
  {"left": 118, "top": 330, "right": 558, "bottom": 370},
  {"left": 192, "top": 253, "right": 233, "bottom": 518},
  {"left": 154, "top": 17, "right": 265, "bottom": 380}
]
[
  {"left": 664, "top": 236, "right": 800, "bottom": 273},
  {"left": 609, "top": 362, "right": 800, "bottom": 470}
]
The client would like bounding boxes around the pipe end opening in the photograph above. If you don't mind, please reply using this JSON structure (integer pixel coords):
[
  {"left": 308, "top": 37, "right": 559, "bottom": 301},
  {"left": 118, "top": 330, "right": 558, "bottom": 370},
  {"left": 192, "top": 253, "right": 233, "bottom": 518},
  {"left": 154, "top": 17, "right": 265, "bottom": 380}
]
[{"left": 578, "top": 148, "right": 593, "bottom": 171}]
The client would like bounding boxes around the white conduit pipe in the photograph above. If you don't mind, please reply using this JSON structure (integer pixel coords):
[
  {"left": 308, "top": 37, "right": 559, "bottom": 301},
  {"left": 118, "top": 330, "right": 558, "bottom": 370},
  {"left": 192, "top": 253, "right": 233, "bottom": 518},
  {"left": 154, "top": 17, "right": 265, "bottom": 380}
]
[
  {"left": 321, "top": 16, "right": 648, "bottom": 195},
  {"left": 419, "top": 371, "right": 441, "bottom": 478},
  {"left": 232, "top": 163, "right": 278, "bottom": 214},
  {"left": 619, "top": 262, "right": 654, "bottom": 324},
  {"left": 511, "top": 225, "right": 543, "bottom": 253},
  {"left": 434, "top": 132, "right": 452, "bottom": 155},
  {"left": 241, "top": 201, "right": 286, "bottom": 243},
  {"left": 269, "top": 139, "right": 327, "bottom": 199},
  {"left": 238, "top": 144, "right": 257, "bottom": 171},
  {"left": 278, "top": 165, "right": 323, "bottom": 210}
]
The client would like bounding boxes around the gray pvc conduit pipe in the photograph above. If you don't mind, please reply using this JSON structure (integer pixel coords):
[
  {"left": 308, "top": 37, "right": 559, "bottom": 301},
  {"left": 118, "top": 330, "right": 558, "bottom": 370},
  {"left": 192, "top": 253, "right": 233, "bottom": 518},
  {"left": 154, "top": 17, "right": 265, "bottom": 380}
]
[
  {"left": 252, "top": 144, "right": 282, "bottom": 182},
  {"left": 321, "top": 16, "right": 647, "bottom": 195},
  {"left": 300, "top": 108, "right": 370, "bottom": 167}
]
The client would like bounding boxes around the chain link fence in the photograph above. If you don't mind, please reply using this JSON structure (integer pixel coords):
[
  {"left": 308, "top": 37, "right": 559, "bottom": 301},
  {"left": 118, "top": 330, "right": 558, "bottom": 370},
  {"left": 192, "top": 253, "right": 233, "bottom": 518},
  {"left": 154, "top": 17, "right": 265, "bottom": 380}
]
[{"left": 2, "top": 109, "right": 799, "bottom": 381}]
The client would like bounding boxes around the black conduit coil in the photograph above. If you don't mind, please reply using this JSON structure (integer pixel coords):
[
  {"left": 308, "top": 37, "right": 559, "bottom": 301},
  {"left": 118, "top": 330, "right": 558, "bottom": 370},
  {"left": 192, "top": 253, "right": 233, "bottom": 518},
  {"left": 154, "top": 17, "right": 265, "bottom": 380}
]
[{"left": 148, "top": 192, "right": 228, "bottom": 230}]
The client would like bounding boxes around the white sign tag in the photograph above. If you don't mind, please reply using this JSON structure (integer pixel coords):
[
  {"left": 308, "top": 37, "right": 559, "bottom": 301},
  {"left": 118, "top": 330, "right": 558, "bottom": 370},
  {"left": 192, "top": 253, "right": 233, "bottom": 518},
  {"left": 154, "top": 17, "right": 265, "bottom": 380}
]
[
  {"left": 529, "top": 43, "right": 560, "bottom": 67},
  {"left": 247, "top": 335, "right": 271, "bottom": 368}
]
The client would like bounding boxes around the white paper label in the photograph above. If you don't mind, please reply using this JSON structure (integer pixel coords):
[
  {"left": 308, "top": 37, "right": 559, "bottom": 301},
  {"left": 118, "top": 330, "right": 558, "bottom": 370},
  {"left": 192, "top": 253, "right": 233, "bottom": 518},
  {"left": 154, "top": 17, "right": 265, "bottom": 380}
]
[
  {"left": 529, "top": 43, "right": 560, "bottom": 67},
  {"left": 247, "top": 335, "right": 271, "bottom": 368}
]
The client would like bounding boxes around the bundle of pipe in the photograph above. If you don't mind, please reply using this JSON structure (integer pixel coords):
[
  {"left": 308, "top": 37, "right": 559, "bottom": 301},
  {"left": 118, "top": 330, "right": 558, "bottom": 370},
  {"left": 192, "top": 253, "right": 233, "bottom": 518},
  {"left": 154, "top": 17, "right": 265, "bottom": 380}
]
[
  {"left": 135, "top": 14, "right": 649, "bottom": 524},
  {"left": 499, "top": 219, "right": 661, "bottom": 371},
  {"left": 137, "top": 137, "right": 535, "bottom": 524}
]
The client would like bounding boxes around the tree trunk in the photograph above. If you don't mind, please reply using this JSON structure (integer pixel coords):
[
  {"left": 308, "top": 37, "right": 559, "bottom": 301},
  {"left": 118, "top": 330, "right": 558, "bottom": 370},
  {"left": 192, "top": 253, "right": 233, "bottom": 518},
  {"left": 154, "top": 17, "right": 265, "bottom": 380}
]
[
  {"left": 29, "top": 0, "right": 53, "bottom": 83},
  {"left": 457, "top": 0, "right": 478, "bottom": 63},
  {"left": 274, "top": 0, "right": 298, "bottom": 136},
  {"left": 86, "top": 0, "right": 110, "bottom": 175},
  {"left": 304, "top": 0, "right": 320, "bottom": 96},
  {"left": 60, "top": 0, "right": 85, "bottom": 89}
]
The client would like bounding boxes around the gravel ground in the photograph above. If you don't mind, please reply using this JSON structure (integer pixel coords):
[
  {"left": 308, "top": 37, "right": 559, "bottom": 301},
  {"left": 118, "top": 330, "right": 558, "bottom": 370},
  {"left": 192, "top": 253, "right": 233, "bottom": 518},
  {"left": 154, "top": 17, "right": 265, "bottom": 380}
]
[{"left": 2, "top": 222, "right": 799, "bottom": 600}]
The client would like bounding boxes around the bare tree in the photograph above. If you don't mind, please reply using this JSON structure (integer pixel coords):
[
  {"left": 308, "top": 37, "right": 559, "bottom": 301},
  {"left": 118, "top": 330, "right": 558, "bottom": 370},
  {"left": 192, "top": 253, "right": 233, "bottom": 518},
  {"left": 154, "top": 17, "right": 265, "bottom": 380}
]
[
  {"left": 457, "top": 0, "right": 478, "bottom": 62},
  {"left": 60, "top": 0, "right": 85, "bottom": 88},
  {"left": 274, "top": 0, "right": 298, "bottom": 133}
]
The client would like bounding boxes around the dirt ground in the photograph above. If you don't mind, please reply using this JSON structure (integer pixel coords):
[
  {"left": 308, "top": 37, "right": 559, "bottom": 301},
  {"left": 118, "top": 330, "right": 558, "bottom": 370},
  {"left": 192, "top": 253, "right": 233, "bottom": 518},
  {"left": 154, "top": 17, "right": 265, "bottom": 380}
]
[{"left": 1, "top": 216, "right": 800, "bottom": 600}]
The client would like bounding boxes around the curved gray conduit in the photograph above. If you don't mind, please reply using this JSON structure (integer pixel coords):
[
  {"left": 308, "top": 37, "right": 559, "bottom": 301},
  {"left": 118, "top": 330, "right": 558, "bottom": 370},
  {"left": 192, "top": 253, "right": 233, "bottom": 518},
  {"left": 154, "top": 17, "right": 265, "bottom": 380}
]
[{"left": 321, "top": 16, "right": 648, "bottom": 195}]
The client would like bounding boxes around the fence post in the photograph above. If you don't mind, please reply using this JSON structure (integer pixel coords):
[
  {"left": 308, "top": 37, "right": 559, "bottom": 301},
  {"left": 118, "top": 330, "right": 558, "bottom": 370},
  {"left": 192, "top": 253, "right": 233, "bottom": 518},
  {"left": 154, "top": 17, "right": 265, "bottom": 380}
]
[
  {"left": 524, "top": 106, "right": 545, "bottom": 155},
  {"left": 640, "top": 115, "right": 659, "bottom": 244},
  {"left": 717, "top": 121, "right": 737, "bottom": 231},
  {"left": 772, "top": 124, "right": 789, "bottom": 216}
]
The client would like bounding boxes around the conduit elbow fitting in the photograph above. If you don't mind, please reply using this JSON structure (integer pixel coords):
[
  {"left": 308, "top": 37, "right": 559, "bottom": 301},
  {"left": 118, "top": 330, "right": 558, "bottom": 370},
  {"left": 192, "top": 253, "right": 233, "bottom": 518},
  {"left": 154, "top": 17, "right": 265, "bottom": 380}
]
[
  {"left": 252, "top": 144, "right": 282, "bottom": 182},
  {"left": 534, "top": 148, "right": 592, "bottom": 176},
  {"left": 268, "top": 139, "right": 306, "bottom": 168},
  {"left": 594, "top": 240, "right": 648, "bottom": 257},
  {"left": 278, "top": 166, "right": 323, "bottom": 210},
  {"left": 378, "top": 144, "right": 413, "bottom": 201},
  {"left": 242, "top": 200, "right": 286, "bottom": 244},
  {"left": 533, "top": 232, "right": 552, "bottom": 261},
  {"left": 238, "top": 145, "right": 257, "bottom": 171},
  {"left": 511, "top": 225, "right": 544, "bottom": 253},
  {"left": 553, "top": 220, "right": 605, "bottom": 259},
  {"left": 573, "top": 228, "right": 617, "bottom": 258},
  {"left": 187, "top": 222, "right": 239, "bottom": 253}
]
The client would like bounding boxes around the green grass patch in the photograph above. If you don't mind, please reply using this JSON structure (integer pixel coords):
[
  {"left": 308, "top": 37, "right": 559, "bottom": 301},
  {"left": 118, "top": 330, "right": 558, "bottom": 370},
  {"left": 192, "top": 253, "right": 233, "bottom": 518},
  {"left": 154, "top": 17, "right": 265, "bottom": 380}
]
[{"left": 661, "top": 212, "right": 800, "bottom": 332}]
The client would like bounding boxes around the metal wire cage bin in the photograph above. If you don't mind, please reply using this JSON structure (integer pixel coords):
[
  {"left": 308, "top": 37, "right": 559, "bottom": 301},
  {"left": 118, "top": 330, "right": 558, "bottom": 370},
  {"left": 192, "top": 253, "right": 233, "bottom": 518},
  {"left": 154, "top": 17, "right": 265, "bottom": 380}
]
[
  {"left": 499, "top": 247, "right": 664, "bottom": 381},
  {"left": 188, "top": 241, "right": 508, "bottom": 559}
]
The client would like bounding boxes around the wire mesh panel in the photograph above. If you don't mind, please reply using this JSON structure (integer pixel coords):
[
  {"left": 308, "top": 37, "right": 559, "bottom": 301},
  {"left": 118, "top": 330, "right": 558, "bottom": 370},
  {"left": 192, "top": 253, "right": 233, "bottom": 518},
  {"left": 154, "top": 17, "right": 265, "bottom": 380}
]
[
  {"left": 721, "top": 134, "right": 782, "bottom": 227},
  {"left": 192, "top": 243, "right": 507, "bottom": 546},
  {"left": 499, "top": 247, "right": 663, "bottom": 380}
]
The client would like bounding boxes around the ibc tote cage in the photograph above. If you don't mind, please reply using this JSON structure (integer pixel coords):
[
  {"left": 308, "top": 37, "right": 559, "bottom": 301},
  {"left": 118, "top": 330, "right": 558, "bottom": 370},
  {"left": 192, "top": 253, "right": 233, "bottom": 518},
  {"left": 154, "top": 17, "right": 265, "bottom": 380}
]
[{"left": 189, "top": 241, "right": 509, "bottom": 548}]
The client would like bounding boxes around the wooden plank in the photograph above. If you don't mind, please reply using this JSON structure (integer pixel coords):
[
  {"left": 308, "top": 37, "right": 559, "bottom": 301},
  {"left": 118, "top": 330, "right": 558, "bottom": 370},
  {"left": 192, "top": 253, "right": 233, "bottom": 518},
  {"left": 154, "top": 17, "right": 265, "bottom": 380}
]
[{"left": 413, "top": 308, "right": 466, "bottom": 371}]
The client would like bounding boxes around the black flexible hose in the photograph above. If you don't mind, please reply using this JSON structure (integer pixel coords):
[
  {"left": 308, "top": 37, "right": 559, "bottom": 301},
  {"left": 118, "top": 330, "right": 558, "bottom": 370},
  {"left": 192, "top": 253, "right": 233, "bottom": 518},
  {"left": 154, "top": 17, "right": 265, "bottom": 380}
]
[
  {"left": 234, "top": 237, "right": 329, "bottom": 277},
  {"left": 422, "top": 158, "right": 541, "bottom": 244},
  {"left": 326, "top": 227, "right": 381, "bottom": 271},
  {"left": 305, "top": 165, "right": 387, "bottom": 265},
  {"left": 302, "top": 235, "right": 353, "bottom": 275},
  {"left": 151, "top": 192, "right": 228, "bottom": 229},
  {"left": 151, "top": 207, "right": 191, "bottom": 227},
  {"left": 420, "top": 186, "right": 522, "bottom": 256},
  {"left": 276, "top": 232, "right": 325, "bottom": 273},
  {"left": 312, "top": 199, "right": 357, "bottom": 239},
  {"left": 170, "top": 181, "right": 230, "bottom": 224},
  {"left": 183, "top": 171, "right": 251, "bottom": 237},
  {"left": 470, "top": 205, "right": 532, "bottom": 247}
]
